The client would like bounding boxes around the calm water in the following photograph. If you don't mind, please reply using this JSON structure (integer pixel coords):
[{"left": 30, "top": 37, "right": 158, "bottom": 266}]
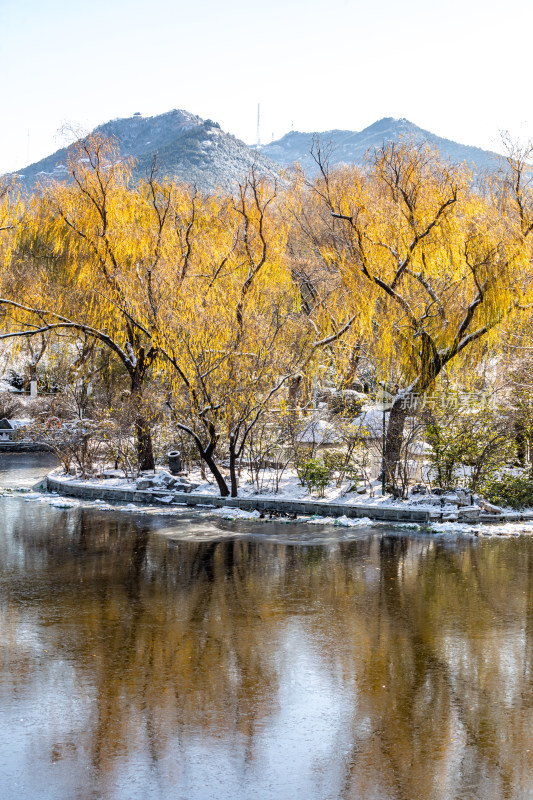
[{"left": 1, "top": 456, "right": 533, "bottom": 799}]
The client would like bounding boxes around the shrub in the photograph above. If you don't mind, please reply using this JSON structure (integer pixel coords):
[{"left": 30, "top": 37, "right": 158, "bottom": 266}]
[
  {"left": 297, "top": 457, "right": 331, "bottom": 496},
  {"left": 328, "top": 392, "right": 364, "bottom": 417},
  {"left": 426, "top": 409, "right": 514, "bottom": 493},
  {"left": 37, "top": 371, "right": 62, "bottom": 394},
  {"left": 6, "top": 370, "right": 25, "bottom": 391},
  {"left": 20, "top": 419, "right": 105, "bottom": 478},
  {"left": 322, "top": 449, "right": 359, "bottom": 491},
  {"left": 0, "top": 391, "right": 23, "bottom": 419},
  {"left": 482, "top": 472, "right": 533, "bottom": 509},
  {"left": 27, "top": 397, "right": 53, "bottom": 421}
]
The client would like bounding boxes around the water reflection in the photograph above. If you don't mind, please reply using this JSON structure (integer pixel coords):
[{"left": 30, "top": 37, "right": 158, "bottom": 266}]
[
  {"left": 1, "top": 496, "right": 533, "bottom": 799},
  {"left": 0, "top": 451, "right": 58, "bottom": 488}
]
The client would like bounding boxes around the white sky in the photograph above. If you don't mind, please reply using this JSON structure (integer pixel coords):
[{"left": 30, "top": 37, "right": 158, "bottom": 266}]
[{"left": 1, "top": 0, "right": 531, "bottom": 174}]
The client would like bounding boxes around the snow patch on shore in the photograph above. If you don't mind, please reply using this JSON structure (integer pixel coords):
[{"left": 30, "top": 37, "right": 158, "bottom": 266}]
[{"left": 429, "top": 520, "right": 533, "bottom": 536}]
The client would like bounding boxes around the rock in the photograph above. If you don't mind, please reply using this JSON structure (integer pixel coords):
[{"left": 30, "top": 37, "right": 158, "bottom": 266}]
[
  {"left": 441, "top": 490, "right": 474, "bottom": 507},
  {"left": 153, "top": 471, "right": 177, "bottom": 488},
  {"left": 411, "top": 496, "right": 442, "bottom": 506},
  {"left": 154, "top": 493, "right": 174, "bottom": 504},
  {"left": 456, "top": 490, "right": 473, "bottom": 507},
  {"left": 457, "top": 499, "right": 473, "bottom": 508},
  {"left": 481, "top": 501, "right": 503, "bottom": 514},
  {"left": 173, "top": 482, "right": 193, "bottom": 493},
  {"left": 442, "top": 493, "right": 459, "bottom": 505},
  {"left": 136, "top": 478, "right": 154, "bottom": 490},
  {"left": 458, "top": 506, "right": 480, "bottom": 520},
  {"left": 356, "top": 486, "right": 367, "bottom": 494}
]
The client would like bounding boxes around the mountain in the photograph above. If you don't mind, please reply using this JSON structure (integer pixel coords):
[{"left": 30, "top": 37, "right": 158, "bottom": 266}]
[
  {"left": 259, "top": 117, "right": 503, "bottom": 176},
  {"left": 10, "top": 113, "right": 505, "bottom": 193},
  {"left": 11, "top": 109, "right": 281, "bottom": 193}
]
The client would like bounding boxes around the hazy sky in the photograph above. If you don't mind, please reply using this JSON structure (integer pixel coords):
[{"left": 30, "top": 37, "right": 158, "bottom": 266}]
[{"left": 1, "top": 0, "right": 531, "bottom": 173}]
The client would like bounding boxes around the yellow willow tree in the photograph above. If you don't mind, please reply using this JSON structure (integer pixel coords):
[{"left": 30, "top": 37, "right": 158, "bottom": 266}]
[
  {"left": 91, "top": 165, "right": 357, "bottom": 497},
  {"left": 280, "top": 171, "right": 363, "bottom": 405},
  {"left": 0, "top": 176, "right": 16, "bottom": 234},
  {"left": 149, "top": 172, "right": 352, "bottom": 497},
  {"left": 0, "top": 175, "right": 19, "bottom": 300},
  {"left": 1, "top": 135, "right": 186, "bottom": 470},
  {"left": 307, "top": 142, "right": 533, "bottom": 486}
]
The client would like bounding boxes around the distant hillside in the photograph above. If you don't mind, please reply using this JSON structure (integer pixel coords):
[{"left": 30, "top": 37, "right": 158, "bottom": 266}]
[
  {"left": 259, "top": 117, "right": 503, "bottom": 176},
  {"left": 9, "top": 112, "right": 506, "bottom": 193},
  {"left": 11, "top": 109, "right": 281, "bottom": 193}
]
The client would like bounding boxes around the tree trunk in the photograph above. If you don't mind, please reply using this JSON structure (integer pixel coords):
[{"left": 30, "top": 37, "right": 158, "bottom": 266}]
[
  {"left": 288, "top": 375, "right": 302, "bottom": 408},
  {"left": 229, "top": 438, "right": 239, "bottom": 497},
  {"left": 177, "top": 424, "right": 230, "bottom": 497},
  {"left": 130, "top": 376, "right": 155, "bottom": 473},
  {"left": 202, "top": 450, "right": 230, "bottom": 497},
  {"left": 135, "top": 414, "right": 155, "bottom": 472},
  {"left": 516, "top": 421, "right": 526, "bottom": 467},
  {"left": 384, "top": 398, "right": 408, "bottom": 489}
]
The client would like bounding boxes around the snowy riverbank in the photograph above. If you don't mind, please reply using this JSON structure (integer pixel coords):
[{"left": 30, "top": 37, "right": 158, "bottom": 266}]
[
  {"left": 28, "top": 466, "right": 533, "bottom": 536},
  {"left": 2, "top": 481, "right": 533, "bottom": 539}
]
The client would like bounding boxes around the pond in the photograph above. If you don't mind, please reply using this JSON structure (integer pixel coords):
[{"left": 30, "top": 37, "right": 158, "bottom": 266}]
[{"left": 1, "top": 454, "right": 533, "bottom": 799}]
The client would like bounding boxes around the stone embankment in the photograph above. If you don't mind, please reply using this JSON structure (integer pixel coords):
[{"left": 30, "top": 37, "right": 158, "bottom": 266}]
[
  {"left": 0, "top": 442, "right": 53, "bottom": 452},
  {"left": 46, "top": 473, "right": 431, "bottom": 523},
  {"left": 45, "top": 473, "right": 533, "bottom": 525}
]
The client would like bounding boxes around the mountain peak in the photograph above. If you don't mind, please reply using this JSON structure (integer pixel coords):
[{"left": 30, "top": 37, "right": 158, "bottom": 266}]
[
  {"left": 260, "top": 118, "right": 501, "bottom": 175},
  {"left": 11, "top": 109, "right": 280, "bottom": 193}
]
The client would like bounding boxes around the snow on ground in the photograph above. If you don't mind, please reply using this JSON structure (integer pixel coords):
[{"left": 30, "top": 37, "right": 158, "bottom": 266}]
[
  {"left": 428, "top": 520, "right": 533, "bottom": 536},
  {"left": 52, "top": 466, "right": 443, "bottom": 509},
  {"left": 49, "top": 466, "right": 500, "bottom": 522},
  {"left": 47, "top": 497, "right": 80, "bottom": 509}
]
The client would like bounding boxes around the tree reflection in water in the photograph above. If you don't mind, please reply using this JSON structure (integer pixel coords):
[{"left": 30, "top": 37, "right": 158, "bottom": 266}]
[{"left": 1, "top": 498, "right": 533, "bottom": 799}]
